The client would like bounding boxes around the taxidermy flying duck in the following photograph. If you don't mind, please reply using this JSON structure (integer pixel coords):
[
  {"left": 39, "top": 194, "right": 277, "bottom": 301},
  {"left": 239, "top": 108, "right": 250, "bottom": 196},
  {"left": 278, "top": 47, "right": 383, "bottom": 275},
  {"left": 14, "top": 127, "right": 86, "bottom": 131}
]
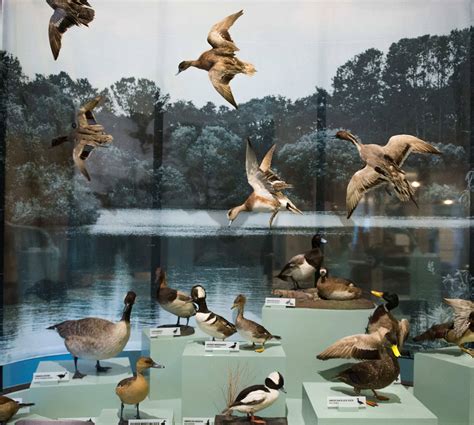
[{"left": 0, "top": 396, "right": 34, "bottom": 425}]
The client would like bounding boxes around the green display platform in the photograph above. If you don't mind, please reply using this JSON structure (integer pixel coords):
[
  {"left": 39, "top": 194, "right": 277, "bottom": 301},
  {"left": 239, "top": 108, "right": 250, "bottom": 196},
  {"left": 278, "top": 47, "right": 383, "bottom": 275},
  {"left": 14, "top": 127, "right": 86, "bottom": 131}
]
[
  {"left": 28, "top": 358, "right": 132, "bottom": 418},
  {"left": 414, "top": 348, "right": 474, "bottom": 425},
  {"left": 142, "top": 328, "right": 207, "bottom": 400},
  {"left": 181, "top": 341, "right": 287, "bottom": 419},
  {"left": 261, "top": 306, "right": 372, "bottom": 398},
  {"left": 96, "top": 405, "right": 174, "bottom": 425},
  {"left": 302, "top": 382, "right": 437, "bottom": 425}
]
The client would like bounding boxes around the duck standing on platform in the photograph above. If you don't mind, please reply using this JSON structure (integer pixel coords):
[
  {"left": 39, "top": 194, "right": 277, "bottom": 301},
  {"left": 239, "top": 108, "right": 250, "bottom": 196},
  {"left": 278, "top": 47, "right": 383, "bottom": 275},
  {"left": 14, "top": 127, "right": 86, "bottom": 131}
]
[
  {"left": 414, "top": 298, "right": 474, "bottom": 357},
  {"left": 191, "top": 285, "right": 237, "bottom": 341},
  {"left": 368, "top": 290, "right": 410, "bottom": 350},
  {"left": 232, "top": 294, "right": 281, "bottom": 352},
  {"left": 116, "top": 356, "right": 164, "bottom": 422},
  {"left": 222, "top": 371, "right": 286, "bottom": 424},
  {"left": 316, "top": 267, "right": 362, "bottom": 300},
  {"left": 155, "top": 268, "right": 196, "bottom": 327},
  {"left": 0, "top": 396, "right": 34, "bottom": 425},
  {"left": 177, "top": 10, "right": 256, "bottom": 109},
  {"left": 276, "top": 234, "right": 326, "bottom": 289},
  {"left": 48, "top": 291, "right": 136, "bottom": 379}
]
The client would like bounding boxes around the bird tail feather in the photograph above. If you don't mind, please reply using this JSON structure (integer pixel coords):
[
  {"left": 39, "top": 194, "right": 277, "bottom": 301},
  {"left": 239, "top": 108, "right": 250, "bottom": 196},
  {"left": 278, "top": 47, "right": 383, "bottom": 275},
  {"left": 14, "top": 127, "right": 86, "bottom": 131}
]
[{"left": 243, "top": 62, "right": 256, "bottom": 76}]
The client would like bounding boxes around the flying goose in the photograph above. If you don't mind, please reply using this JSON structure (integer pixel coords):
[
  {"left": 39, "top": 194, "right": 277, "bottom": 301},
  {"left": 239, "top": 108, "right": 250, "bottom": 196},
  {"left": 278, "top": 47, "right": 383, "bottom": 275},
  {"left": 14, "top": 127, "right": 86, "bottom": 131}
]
[
  {"left": 228, "top": 139, "right": 302, "bottom": 228},
  {"left": 414, "top": 298, "right": 474, "bottom": 357},
  {"left": 0, "top": 396, "right": 34, "bottom": 425},
  {"left": 51, "top": 95, "right": 113, "bottom": 181},
  {"left": 177, "top": 10, "right": 256, "bottom": 109},
  {"left": 48, "top": 291, "right": 136, "bottom": 379},
  {"left": 47, "top": 0, "right": 95, "bottom": 60},
  {"left": 335, "top": 131, "right": 442, "bottom": 218}
]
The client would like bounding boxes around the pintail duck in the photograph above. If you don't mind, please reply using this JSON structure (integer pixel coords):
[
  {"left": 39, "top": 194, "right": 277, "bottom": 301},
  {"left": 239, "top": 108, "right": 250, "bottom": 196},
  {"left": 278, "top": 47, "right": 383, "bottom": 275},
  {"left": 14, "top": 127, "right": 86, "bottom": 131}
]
[
  {"left": 222, "top": 371, "right": 286, "bottom": 424},
  {"left": 177, "top": 10, "right": 256, "bottom": 109},
  {"left": 191, "top": 285, "right": 237, "bottom": 341},
  {"left": 335, "top": 332, "right": 401, "bottom": 405},
  {"left": 368, "top": 291, "right": 409, "bottom": 350},
  {"left": 232, "top": 294, "right": 281, "bottom": 352},
  {"left": 47, "top": 0, "right": 95, "bottom": 60},
  {"left": 155, "top": 268, "right": 195, "bottom": 327},
  {"left": 48, "top": 291, "right": 136, "bottom": 379},
  {"left": 414, "top": 298, "right": 474, "bottom": 357},
  {"left": 335, "top": 130, "right": 442, "bottom": 218},
  {"left": 52, "top": 95, "right": 113, "bottom": 181},
  {"left": 0, "top": 396, "right": 34, "bottom": 425},
  {"left": 277, "top": 234, "right": 326, "bottom": 289},
  {"left": 228, "top": 139, "right": 302, "bottom": 228},
  {"left": 116, "top": 356, "right": 164, "bottom": 422},
  {"left": 316, "top": 267, "right": 362, "bottom": 300}
]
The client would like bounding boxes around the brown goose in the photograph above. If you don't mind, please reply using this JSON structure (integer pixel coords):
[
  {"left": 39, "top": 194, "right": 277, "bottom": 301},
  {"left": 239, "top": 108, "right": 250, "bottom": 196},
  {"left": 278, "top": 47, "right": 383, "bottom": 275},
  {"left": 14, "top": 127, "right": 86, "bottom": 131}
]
[
  {"left": 52, "top": 95, "right": 113, "bottom": 181},
  {"left": 47, "top": 0, "right": 95, "bottom": 60},
  {"left": 228, "top": 139, "right": 302, "bottom": 228},
  {"left": 177, "top": 10, "right": 256, "bottom": 109},
  {"left": 336, "top": 131, "right": 442, "bottom": 218},
  {"left": 0, "top": 396, "right": 34, "bottom": 425},
  {"left": 414, "top": 298, "right": 474, "bottom": 357}
]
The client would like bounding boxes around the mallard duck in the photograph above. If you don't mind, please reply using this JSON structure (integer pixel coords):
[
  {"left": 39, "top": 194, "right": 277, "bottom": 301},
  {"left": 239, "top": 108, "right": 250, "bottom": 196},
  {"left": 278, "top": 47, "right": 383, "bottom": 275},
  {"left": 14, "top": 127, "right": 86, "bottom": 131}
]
[
  {"left": 336, "top": 332, "right": 401, "bottom": 405},
  {"left": 0, "top": 396, "right": 34, "bottom": 425},
  {"left": 222, "top": 371, "right": 286, "bottom": 424},
  {"left": 116, "top": 356, "right": 164, "bottom": 421},
  {"left": 276, "top": 234, "right": 326, "bottom": 289},
  {"left": 228, "top": 139, "right": 302, "bottom": 228},
  {"left": 47, "top": 0, "right": 95, "bottom": 60},
  {"left": 48, "top": 291, "right": 136, "bottom": 379},
  {"left": 191, "top": 285, "right": 236, "bottom": 341},
  {"left": 155, "top": 268, "right": 195, "bottom": 327},
  {"left": 231, "top": 294, "right": 281, "bottom": 352},
  {"left": 52, "top": 95, "right": 113, "bottom": 181},
  {"left": 367, "top": 291, "right": 409, "bottom": 350},
  {"left": 177, "top": 10, "right": 255, "bottom": 109},
  {"left": 335, "top": 130, "right": 442, "bottom": 218},
  {"left": 316, "top": 268, "right": 362, "bottom": 300},
  {"left": 414, "top": 298, "right": 474, "bottom": 357}
]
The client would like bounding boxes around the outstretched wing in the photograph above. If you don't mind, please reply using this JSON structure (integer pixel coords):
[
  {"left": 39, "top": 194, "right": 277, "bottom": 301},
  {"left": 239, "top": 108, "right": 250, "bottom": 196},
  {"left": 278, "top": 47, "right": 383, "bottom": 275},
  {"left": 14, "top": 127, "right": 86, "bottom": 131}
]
[
  {"left": 207, "top": 10, "right": 243, "bottom": 51},
  {"left": 73, "top": 142, "right": 94, "bottom": 181},
  {"left": 346, "top": 166, "right": 385, "bottom": 219},
  {"left": 77, "top": 95, "right": 102, "bottom": 127},
  {"left": 397, "top": 319, "right": 410, "bottom": 349},
  {"left": 49, "top": 8, "right": 78, "bottom": 60},
  {"left": 444, "top": 298, "right": 474, "bottom": 339},
  {"left": 208, "top": 66, "right": 238, "bottom": 109},
  {"left": 317, "top": 331, "right": 386, "bottom": 360},
  {"left": 384, "top": 135, "right": 442, "bottom": 167}
]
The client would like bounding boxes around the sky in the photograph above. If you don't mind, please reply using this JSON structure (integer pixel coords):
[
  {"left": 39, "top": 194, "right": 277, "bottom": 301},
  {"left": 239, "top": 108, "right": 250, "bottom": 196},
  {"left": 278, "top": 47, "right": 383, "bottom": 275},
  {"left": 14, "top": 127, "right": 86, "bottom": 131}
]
[{"left": 2, "top": 0, "right": 471, "bottom": 107}]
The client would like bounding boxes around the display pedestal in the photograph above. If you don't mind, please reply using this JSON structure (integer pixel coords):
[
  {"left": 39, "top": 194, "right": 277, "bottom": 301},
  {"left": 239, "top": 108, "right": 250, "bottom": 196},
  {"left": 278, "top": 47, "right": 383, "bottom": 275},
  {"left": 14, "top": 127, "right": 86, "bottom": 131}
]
[
  {"left": 302, "top": 382, "right": 437, "bottom": 425},
  {"left": 414, "top": 348, "right": 473, "bottom": 425},
  {"left": 96, "top": 405, "right": 174, "bottom": 425},
  {"left": 28, "top": 358, "right": 132, "bottom": 418},
  {"left": 214, "top": 415, "right": 288, "bottom": 424},
  {"left": 261, "top": 306, "right": 372, "bottom": 398},
  {"left": 181, "top": 341, "right": 286, "bottom": 419},
  {"left": 142, "top": 328, "right": 207, "bottom": 400}
]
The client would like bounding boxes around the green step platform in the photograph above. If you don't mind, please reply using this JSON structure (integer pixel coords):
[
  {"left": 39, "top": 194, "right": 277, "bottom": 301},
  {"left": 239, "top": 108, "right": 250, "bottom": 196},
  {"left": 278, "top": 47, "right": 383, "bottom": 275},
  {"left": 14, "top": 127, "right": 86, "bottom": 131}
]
[
  {"left": 96, "top": 405, "right": 174, "bottom": 425},
  {"left": 261, "top": 306, "right": 373, "bottom": 398},
  {"left": 181, "top": 341, "right": 287, "bottom": 419},
  {"left": 414, "top": 348, "right": 474, "bottom": 425},
  {"left": 302, "top": 382, "right": 438, "bottom": 425}
]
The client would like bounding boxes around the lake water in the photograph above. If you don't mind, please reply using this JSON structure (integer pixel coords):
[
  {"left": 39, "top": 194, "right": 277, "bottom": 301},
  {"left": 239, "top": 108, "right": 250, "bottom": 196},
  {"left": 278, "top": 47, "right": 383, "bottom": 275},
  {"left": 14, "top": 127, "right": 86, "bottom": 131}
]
[{"left": 0, "top": 209, "right": 471, "bottom": 364}]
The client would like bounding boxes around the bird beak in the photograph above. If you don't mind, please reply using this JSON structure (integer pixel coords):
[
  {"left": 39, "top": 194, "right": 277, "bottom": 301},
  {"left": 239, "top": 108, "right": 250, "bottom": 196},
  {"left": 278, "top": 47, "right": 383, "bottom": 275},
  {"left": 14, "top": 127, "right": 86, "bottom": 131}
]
[
  {"left": 280, "top": 387, "right": 287, "bottom": 394},
  {"left": 371, "top": 290, "right": 384, "bottom": 298},
  {"left": 391, "top": 345, "right": 401, "bottom": 358},
  {"left": 152, "top": 363, "right": 165, "bottom": 369},
  {"left": 320, "top": 238, "right": 327, "bottom": 244},
  {"left": 231, "top": 304, "right": 237, "bottom": 310},
  {"left": 176, "top": 70, "right": 182, "bottom": 76},
  {"left": 228, "top": 220, "right": 233, "bottom": 227}
]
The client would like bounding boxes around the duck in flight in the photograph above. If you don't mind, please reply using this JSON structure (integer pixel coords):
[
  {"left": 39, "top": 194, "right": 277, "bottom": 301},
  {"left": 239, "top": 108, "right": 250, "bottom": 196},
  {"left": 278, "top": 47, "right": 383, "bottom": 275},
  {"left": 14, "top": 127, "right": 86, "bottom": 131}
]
[
  {"left": 176, "top": 10, "right": 256, "bottom": 109},
  {"left": 47, "top": 0, "right": 95, "bottom": 60},
  {"left": 228, "top": 139, "right": 302, "bottom": 228},
  {"left": 336, "top": 131, "right": 441, "bottom": 218}
]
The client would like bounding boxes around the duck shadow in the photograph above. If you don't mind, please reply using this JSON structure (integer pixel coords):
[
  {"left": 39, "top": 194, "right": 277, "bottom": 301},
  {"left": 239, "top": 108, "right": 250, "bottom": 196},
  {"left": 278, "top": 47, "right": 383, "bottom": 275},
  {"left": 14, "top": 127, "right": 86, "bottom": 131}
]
[
  {"left": 330, "top": 386, "right": 402, "bottom": 404},
  {"left": 57, "top": 359, "right": 130, "bottom": 377},
  {"left": 239, "top": 343, "right": 281, "bottom": 352},
  {"left": 317, "top": 363, "right": 354, "bottom": 381},
  {"left": 155, "top": 324, "right": 195, "bottom": 337}
]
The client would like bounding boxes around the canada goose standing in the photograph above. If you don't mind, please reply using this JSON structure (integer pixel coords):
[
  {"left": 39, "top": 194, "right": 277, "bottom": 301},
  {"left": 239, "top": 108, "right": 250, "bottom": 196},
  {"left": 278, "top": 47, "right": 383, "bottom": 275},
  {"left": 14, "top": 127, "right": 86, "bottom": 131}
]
[{"left": 0, "top": 396, "right": 34, "bottom": 425}]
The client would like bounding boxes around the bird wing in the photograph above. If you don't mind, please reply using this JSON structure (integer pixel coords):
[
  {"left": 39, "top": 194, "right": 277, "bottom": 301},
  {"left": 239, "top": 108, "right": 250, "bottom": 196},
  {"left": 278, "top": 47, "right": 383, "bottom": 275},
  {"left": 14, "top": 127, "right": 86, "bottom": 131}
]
[
  {"left": 384, "top": 135, "right": 442, "bottom": 167},
  {"left": 397, "top": 319, "right": 410, "bottom": 349},
  {"left": 77, "top": 95, "right": 102, "bottom": 127},
  {"left": 176, "top": 291, "right": 193, "bottom": 303},
  {"left": 346, "top": 165, "right": 385, "bottom": 218},
  {"left": 49, "top": 8, "right": 78, "bottom": 60},
  {"left": 444, "top": 298, "right": 474, "bottom": 339},
  {"left": 116, "top": 376, "right": 135, "bottom": 389},
  {"left": 232, "top": 385, "right": 269, "bottom": 407},
  {"left": 317, "top": 332, "right": 384, "bottom": 360},
  {"left": 208, "top": 66, "right": 238, "bottom": 109},
  {"left": 278, "top": 254, "right": 305, "bottom": 277},
  {"left": 51, "top": 317, "right": 114, "bottom": 339},
  {"left": 213, "top": 314, "right": 237, "bottom": 335},
  {"left": 207, "top": 10, "right": 243, "bottom": 51},
  {"left": 73, "top": 141, "right": 94, "bottom": 181},
  {"left": 259, "top": 145, "right": 276, "bottom": 172}
]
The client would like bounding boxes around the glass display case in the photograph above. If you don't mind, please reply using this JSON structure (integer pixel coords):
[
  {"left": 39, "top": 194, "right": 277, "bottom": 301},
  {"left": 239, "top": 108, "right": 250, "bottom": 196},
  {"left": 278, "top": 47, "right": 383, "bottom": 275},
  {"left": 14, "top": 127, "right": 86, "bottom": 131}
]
[{"left": 0, "top": 1, "right": 472, "bottom": 424}]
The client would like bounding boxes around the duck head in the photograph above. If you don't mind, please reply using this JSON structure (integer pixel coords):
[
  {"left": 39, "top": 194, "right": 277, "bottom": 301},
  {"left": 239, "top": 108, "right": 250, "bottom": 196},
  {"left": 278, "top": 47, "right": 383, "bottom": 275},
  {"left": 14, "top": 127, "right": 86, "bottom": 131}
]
[
  {"left": 231, "top": 294, "right": 247, "bottom": 310},
  {"left": 176, "top": 61, "right": 193, "bottom": 75},
  {"left": 371, "top": 290, "right": 399, "bottom": 310},
  {"left": 227, "top": 204, "right": 247, "bottom": 226},
  {"left": 136, "top": 356, "right": 164, "bottom": 373},
  {"left": 191, "top": 285, "right": 207, "bottom": 301},
  {"left": 311, "top": 234, "right": 327, "bottom": 248},
  {"left": 382, "top": 332, "right": 401, "bottom": 358},
  {"left": 319, "top": 268, "right": 328, "bottom": 278},
  {"left": 155, "top": 267, "right": 167, "bottom": 295},
  {"left": 265, "top": 371, "right": 286, "bottom": 393}
]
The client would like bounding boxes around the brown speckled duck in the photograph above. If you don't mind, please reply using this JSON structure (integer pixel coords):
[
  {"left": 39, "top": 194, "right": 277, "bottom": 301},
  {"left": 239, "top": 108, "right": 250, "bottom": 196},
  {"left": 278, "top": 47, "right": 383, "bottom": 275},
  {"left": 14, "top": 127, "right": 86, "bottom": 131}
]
[
  {"left": 0, "top": 396, "right": 34, "bottom": 425},
  {"left": 177, "top": 10, "right": 256, "bottom": 109},
  {"left": 316, "top": 268, "right": 362, "bottom": 300}
]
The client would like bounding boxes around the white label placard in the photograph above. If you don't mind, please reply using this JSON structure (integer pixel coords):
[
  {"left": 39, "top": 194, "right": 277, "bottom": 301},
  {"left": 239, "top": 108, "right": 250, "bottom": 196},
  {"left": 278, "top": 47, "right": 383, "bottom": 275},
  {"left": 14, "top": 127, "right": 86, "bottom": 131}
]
[
  {"left": 265, "top": 297, "right": 296, "bottom": 308},
  {"left": 183, "top": 418, "right": 214, "bottom": 425},
  {"left": 204, "top": 341, "right": 239, "bottom": 352},
  {"left": 327, "top": 396, "right": 366, "bottom": 409},
  {"left": 32, "top": 371, "right": 70, "bottom": 384},
  {"left": 129, "top": 420, "right": 167, "bottom": 425},
  {"left": 13, "top": 398, "right": 32, "bottom": 414},
  {"left": 150, "top": 327, "right": 181, "bottom": 338}
]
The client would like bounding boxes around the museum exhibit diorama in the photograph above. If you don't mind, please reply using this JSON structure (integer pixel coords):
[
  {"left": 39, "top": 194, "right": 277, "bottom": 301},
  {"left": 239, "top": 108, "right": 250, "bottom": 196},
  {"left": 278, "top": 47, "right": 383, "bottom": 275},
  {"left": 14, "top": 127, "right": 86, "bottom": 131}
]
[{"left": 0, "top": 0, "right": 473, "bottom": 424}]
